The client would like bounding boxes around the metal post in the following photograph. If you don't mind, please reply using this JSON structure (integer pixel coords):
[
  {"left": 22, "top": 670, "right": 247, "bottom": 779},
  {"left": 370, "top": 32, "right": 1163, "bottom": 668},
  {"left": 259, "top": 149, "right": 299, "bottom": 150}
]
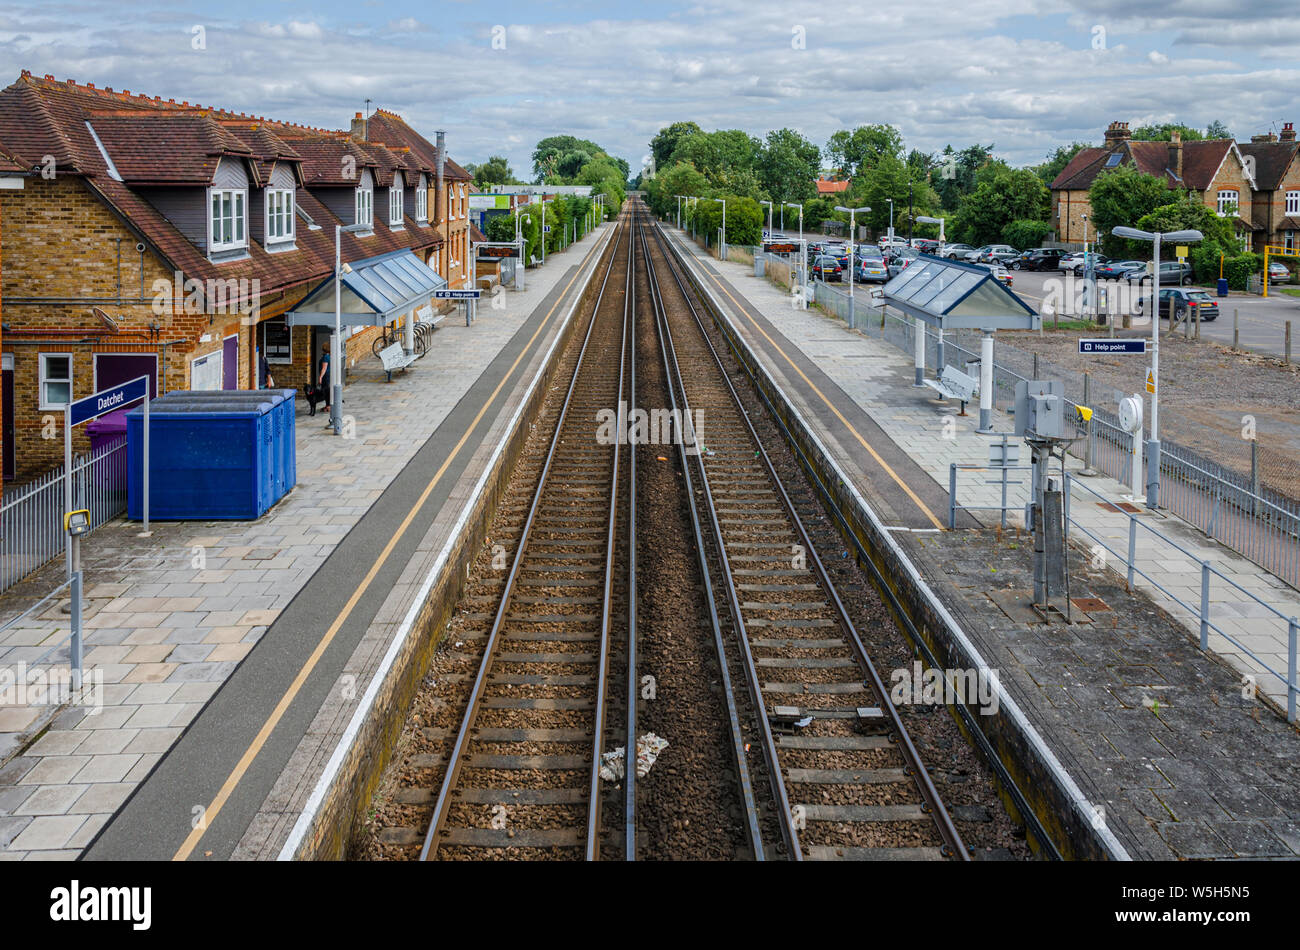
[
  {"left": 847, "top": 210, "right": 856, "bottom": 329},
  {"left": 1148, "top": 234, "right": 1161, "bottom": 509},
  {"left": 1289, "top": 618, "right": 1298, "bottom": 723},
  {"left": 1032, "top": 352, "right": 1039, "bottom": 380},
  {"left": 64, "top": 412, "right": 72, "bottom": 580},
  {"left": 1081, "top": 373, "right": 1097, "bottom": 476},
  {"left": 936, "top": 328, "right": 945, "bottom": 372},
  {"left": 913, "top": 316, "right": 925, "bottom": 385},
  {"left": 1194, "top": 304, "right": 1201, "bottom": 340},
  {"left": 977, "top": 330, "right": 995, "bottom": 434},
  {"left": 141, "top": 391, "right": 151, "bottom": 536},
  {"left": 1200, "top": 562, "right": 1210, "bottom": 650},
  {"left": 332, "top": 226, "right": 343, "bottom": 436},
  {"left": 948, "top": 464, "right": 957, "bottom": 529},
  {"left": 69, "top": 571, "right": 82, "bottom": 691},
  {"left": 1000, "top": 437, "right": 1010, "bottom": 531},
  {"left": 1126, "top": 513, "right": 1137, "bottom": 589},
  {"left": 1233, "top": 309, "right": 1239, "bottom": 349},
  {"left": 1287, "top": 320, "right": 1293, "bottom": 364}
]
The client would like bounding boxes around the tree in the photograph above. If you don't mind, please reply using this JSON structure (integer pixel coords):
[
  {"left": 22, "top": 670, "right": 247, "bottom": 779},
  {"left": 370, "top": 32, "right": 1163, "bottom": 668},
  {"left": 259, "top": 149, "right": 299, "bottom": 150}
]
[
  {"left": 532, "top": 135, "right": 627, "bottom": 183},
  {"left": 951, "top": 167, "right": 1050, "bottom": 246},
  {"left": 669, "top": 129, "right": 760, "bottom": 187},
  {"left": 1087, "top": 165, "right": 1175, "bottom": 254},
  {"left": 644, "top": 161, "right": 708, "bottom": 218},
  {"left": 1131, "top": 196, "right": 1240, "bottom": 282},
  {"left": 1205, "top": 119, "right": 1231, "bottom": 139},
  {"left": 1131, "top": 123, "right": 1204, "bottom": 142},
  {"left": 1002, "top": 219, "right": 1054, "bottom": 249},
  {"left": 825, "top": 124, "right": 903, "bottom": 179},
  {"left": 687, "top": 195, "right": 762, "bottom": 248},
  {"left": 756, "top": 128, "right": 821, "bottom": 204},
  {"left": 472, "top": 155, "right": 515, "bottom": 188},
  {"left": 932, "top": 143, "right": 995, "bottom": 211},
  {"left": 1034, "top": 142, "right": 1089, "bottom": 186},
  {"left": 649, "top": 121, "right": 703, "bottom": 174}
]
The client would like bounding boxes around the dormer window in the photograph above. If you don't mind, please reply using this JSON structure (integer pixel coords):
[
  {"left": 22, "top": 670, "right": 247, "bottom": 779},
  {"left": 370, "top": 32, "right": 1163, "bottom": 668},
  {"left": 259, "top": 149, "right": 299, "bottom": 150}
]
[
  {"left": 390, "top": 175, "right": 404, "bottom": 228},
  {"left": 266, "top": 187, "right": 295, "bottom": 244},
  {"left": 209, "top": 187, "right": 247, "bottom": 252},
  {"left": 356, "top": 178, "right": 373, "bottom": 229},
  {"left": 416, "top": 176, "right": 428, "bottom": 223}
]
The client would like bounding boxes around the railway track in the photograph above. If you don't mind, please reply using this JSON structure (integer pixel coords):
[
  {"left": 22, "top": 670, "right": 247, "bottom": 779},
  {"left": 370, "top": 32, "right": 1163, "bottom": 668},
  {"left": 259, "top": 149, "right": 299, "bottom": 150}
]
[
  {"left": 417, "top": 208, "right": 637, "bottom": 860},
  {"left": 641, "top": 210, "right": 969, "bottom": 861}
]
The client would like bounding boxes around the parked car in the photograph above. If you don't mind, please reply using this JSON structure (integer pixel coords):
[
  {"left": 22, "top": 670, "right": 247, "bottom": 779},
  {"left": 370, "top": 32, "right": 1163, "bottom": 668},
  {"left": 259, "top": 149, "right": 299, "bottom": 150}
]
[
  {"left": 1095, "top": 259, "right": 1145, "bottom": 279},
  {"left": 854, "top": 255, "right": 890, "bottom": 283},
  {"left": 811, "top": 255, "right": 843, "bottom": 281},
  {"left": 979, "top": 244, "right": 1020, "bottom": 265},
  {"left": 1268, "top": 261, "right": 1292, "bottom": 284},
  {"left": 822, "top": 244, "right": 851, "bottom": 269},
  {"left": 1125, "top": 260, "right": 1193, "bottom": 286},
  {"left": 977, "top": 262, "right": 1014, "bottom": 288},
  {"left": 963, "top": 245, "right": 993, "bottom": 262},
  {"left": 939, "top": 243, "right": 974, "bottom": 259},
  {"left": 909, "top": 238, "right": 941, "bottom": 253},
  {"left": 887, "top": 247, "right": 920, "bottom": 277},
  {"left": 1013, "top": 248, "right": 1065, "bottom": 271},
  {"left": 1135, "top": 287, "right": 1219, "bottom": 321}
]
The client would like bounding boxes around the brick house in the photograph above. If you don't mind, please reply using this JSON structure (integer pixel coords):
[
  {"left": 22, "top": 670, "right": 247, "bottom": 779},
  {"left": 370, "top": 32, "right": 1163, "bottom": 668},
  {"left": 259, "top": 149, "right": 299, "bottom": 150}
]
[
  {"left": 0, "top": 72, "right": 470, "bottom": 481},
  {"left": 1238, "top": 123, "right": 1300, "bottom": 254},
  {"left": 1051, "top": 121, "right": 1260, "bottom": 251},
  {"left": 0, "top": 142, "right": 30, "bottom": 480}
]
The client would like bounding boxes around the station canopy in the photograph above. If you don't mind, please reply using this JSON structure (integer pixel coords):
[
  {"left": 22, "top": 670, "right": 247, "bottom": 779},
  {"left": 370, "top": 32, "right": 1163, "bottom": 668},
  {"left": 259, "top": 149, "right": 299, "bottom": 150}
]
[
  {"left": 285, "top": 249, "right": 447, "bottom": 328},
  {"left": 882, "top": 255, "right": 1039, "bottom": 331}
]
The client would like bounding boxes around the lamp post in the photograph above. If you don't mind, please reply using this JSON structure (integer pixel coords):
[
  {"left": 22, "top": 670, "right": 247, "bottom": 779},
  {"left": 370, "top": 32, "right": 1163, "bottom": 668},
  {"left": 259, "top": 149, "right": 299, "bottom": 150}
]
[
  {"left": 835, "top": 205, "right": 870, "bottom": 329},
  {"left": 708, "top": 197, "right": 726, "bottom": 260},
  {"left": 675, "top": 194, "right": 685, "bottom": 230},
  {"left": 784, "top": 202, "right": 805, "bottom": 292},
  {"left": 885, "top": 198, "right": 895, "bottom": 245},
  {"left": 917, "top": 214, "right": 945, "bottom": 244},
  {"left": 517, "top": 212, "right": 531, "bottom": 290},
  {"left": 760, "top": 199, "right": 773, "bottom": 237},
  {"left": 541, "top": 199, "right": 547, "bottom": 266},
  {"left": 333, "top": 222, "right": 370, "bottom": 435},
  {"left": 1111, "top": 225, "right": 1204, "bottom": 509}
]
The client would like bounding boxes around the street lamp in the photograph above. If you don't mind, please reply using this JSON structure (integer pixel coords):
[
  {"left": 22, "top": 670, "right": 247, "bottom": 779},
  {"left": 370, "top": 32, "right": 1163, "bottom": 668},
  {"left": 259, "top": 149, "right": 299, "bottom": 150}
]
[
  {"left": 835, "top": 205, "right": 870, "bottom": 329},
  {"left": 916, "top": 214, "right": 945, "bottom": 244},
  {"left": 1111, "top": 225, "right": 1204, "bottom": 509},
  {"left": 333, "top": 222, "right": 370, "bottom": 435},
  {"left": 885, "top": 198, "right": 895, "bottom": 244},
  {"left": 708, "top": 197, "right": 726, "bottom": 260},
  {"left": 760, "top": 199, "right": 773, "bottom": 237},
  {"left": 784, "top": 202, "right": 806, "bottom": 295},
  {"left": 674, "top": 194, "right": 687, "bottom": 230},
  {"left": 517, "top": 212, "right": 532, "bottom": 290}
]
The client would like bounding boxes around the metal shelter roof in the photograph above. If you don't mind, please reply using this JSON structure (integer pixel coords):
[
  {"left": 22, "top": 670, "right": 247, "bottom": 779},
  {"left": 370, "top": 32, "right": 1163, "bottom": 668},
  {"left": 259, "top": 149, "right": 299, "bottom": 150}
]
[
  {"left": 284, "top": 249, "right": 447, "bottom": 327},
  {"left": 882, "top": 255, "right": 1039, "bottom": 331}
]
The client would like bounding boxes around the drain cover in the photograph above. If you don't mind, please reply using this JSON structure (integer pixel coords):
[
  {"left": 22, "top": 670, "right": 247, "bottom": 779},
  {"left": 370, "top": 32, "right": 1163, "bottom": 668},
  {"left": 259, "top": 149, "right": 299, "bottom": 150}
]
[
  {"left": 243, "top": 548, "right": 281, "bottom": 561},
  {"left": 1096, "top": 501, "right": 1141, "bottom": 514},
  {"left": 1071, "top": 597, "right": 1110, "bottom": 612}
]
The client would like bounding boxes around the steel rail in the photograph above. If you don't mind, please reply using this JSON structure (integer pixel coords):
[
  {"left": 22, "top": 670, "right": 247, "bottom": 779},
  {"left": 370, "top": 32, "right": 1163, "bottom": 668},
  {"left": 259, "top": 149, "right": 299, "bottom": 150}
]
[
  {"left": 419, "top": 209, "right": 631, "bottom": 862},
  {"left": 647, "top": 212, "right": 970, "bottom": 861},
  {"left": 637, "top": 216, "right": 767, "bottom": 859},
  {"left": 623, "top": 212, "right": 639, "bottom": 860}
]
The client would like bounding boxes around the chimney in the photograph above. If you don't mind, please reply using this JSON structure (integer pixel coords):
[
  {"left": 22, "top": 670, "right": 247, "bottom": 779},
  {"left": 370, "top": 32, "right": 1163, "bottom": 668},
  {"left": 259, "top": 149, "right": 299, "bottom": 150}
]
[
  {"left": 1251, "top": 132, "right": 1279, "bottom": 143},
  {"left": 1103, "top": 120, "right": 1131, "bottom": 145},
  {"left": 1168, "top": 130, "right": 1183, "bottom": 180},
  {"left": 350, "top": 111, "right": 367, "bottom": 142},
  {"left": 435, "top": 130, "right": 446, "bottom": 235},
  {"left": 1283, "top": 122, "right": 1296, "bottom": 143}
]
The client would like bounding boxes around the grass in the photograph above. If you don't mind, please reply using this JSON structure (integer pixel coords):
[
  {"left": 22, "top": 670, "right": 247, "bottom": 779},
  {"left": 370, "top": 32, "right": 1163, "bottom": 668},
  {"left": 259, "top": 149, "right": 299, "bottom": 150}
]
[{"left": 1277, "top": 287, "right": 1300, "bottom": 298}]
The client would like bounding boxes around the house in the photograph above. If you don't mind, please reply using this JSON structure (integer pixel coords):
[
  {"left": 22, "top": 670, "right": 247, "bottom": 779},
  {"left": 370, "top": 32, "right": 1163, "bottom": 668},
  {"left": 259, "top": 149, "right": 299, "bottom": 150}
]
[
  {"left": 0, "top": 142, "right": 29, "bottom": 480},
  {"left": 815, "top": 179, "right": 850, "bottom": 196},
  {"left": 1238, "top": 123, "right": 1300, "bottom": 254},
  {"left": 1051, "top": 121, "right": 1258, "bottom": 250},
  {"left": 0, "top": 72, "right": 469, "bottom": 480}
]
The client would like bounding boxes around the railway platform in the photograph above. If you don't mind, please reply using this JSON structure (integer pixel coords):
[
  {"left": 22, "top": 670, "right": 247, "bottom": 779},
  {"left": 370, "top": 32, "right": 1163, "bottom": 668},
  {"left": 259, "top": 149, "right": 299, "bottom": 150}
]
[
  {"left": 0, "top": 224, "right": 615, "bottom": 860},
  {"left": 662, "top": 224, "right": 1300, "bottom": 860}
]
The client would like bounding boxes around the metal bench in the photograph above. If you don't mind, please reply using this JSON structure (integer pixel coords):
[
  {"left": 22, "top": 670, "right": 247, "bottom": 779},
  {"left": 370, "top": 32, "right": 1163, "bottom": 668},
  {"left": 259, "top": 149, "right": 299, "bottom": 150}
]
[
  {"left": 923, "top": 365, "right": 978, "bottom": 414},
  {"left": 378, "top": 341, "right": 417, "bottom": 382}
]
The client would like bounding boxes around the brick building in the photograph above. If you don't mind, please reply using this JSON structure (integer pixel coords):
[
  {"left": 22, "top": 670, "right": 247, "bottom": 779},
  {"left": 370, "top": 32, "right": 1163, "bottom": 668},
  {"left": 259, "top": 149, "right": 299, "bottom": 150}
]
[
  {"left": 0, "top": 72, "right": 472, "bottom": 481},
  {"left": 0, "top": 142, "right": 30, "bottom": 479},
  {"left": 1051, "top": 121, "right": 1260, "bottom": 251},
  {"left": 1238, "top": 123, "right": 1300, "bottom": 254}
]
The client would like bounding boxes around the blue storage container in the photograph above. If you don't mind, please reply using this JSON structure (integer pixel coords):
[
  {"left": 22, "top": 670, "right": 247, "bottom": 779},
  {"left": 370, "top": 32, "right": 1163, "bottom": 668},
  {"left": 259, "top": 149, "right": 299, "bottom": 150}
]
[{"left": 125, "top": 390, "right": 296, "bottom": 520}]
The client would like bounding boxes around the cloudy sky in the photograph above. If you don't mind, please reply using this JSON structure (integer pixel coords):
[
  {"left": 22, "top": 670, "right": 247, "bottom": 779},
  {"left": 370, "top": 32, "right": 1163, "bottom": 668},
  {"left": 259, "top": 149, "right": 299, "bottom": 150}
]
[{"left": 1, "top": 0, "right": 1297, "bottom": 179}]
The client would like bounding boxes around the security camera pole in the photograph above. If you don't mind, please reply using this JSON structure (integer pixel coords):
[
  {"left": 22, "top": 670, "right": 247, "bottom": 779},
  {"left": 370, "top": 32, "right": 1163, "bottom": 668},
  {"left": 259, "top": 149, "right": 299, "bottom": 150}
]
[
  {"left": 835, "top": 205, "right": 870, "bottom": 329},
  {"left": 1110, "top": 225, "right": 1203, "bottom": 508}
]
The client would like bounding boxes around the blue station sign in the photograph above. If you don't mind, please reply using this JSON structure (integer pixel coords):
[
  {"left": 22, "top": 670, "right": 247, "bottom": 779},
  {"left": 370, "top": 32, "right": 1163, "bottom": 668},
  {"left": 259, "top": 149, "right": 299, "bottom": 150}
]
[
  {"left": 68, "top": 376, "right": 149, "bottom": 427},
  {"left": 1079, "top": 338, "right": 1147, "bottom": 355},
  {"left": 434, "top": 289, "right": 482, "bottom": 300}
]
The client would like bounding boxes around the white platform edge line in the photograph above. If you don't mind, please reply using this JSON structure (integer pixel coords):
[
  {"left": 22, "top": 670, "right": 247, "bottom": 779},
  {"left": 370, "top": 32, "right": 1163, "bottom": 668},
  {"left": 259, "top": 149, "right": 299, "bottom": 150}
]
[
  {"left": 665, "top": 225, "right": 1132, "bottom": 861},
  {"left": 276, "top": 225, "right": 617, "bottom": 860}
]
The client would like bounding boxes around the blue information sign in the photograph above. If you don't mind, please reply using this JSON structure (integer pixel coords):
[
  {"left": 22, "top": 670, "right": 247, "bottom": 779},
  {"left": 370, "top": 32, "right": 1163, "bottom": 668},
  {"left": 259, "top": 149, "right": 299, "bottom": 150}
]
[
  {"left": 68, "top": 376, "right": 148, "bottom": 427},
  {"left": 434, "top": 289, "right": 482, "bottom": 300},
  {"left": 1079, "top": 338, "right": 1146, "bottom": 355}
]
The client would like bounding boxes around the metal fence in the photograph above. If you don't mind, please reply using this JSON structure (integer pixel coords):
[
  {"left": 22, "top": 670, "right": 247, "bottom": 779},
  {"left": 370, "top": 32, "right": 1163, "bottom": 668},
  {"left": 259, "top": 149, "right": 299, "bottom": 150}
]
[
  {"left": 802, "top": 276, "right": 1300, "bottom": 588},
  {"left": 0, "top": 436, "right": 128, "bottom": 593}
]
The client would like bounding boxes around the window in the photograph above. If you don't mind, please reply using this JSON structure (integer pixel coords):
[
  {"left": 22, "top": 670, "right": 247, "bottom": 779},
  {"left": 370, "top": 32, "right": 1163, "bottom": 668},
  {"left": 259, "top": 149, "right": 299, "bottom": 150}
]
[
  {"left": 1237, "top": 228, "right": 1250, "bottom": 252},
  {"left": 416, "top": 177, "right": 428, "bottom": 222},
  {"left": 356, "top": 181, "right": 373, "bottom": 229},
  {"left": 1287, "top": 191, "right": 1300, "bottom": 216},
  {"left": 209, "top": 188, "right": 247, "bottom": 252},
  {"left": 266, "top": 187, "right": 295, "bottom": 243},
  {"left": 1217, "top": 189, "right": 1239, "bottom": 216},
  {"left": 459, "top": 184, "right": 466, "bottom": 218},
  {"left": 1104, "top": 152, "right": 1122, "bottom": 168},
  {"left": 390, "top": 177, "right": 404, "bottom": 227},
  {"left": 1287, "top": 231, "right": 1297, "bottom": 253},
  {"left": 39, "top": 353, "right": 72, "bottom": 409}
]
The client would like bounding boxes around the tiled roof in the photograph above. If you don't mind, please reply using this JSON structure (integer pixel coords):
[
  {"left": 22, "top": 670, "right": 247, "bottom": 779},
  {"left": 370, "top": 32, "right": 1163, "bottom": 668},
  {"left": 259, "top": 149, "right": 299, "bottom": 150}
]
[
  {"left": 88, "top": 111, "right": 255, "bottom": 185},
  {"left": 0, "top": 141, "right": 26, "bottom": 174},
  {"left": 815, "top": 178, "right": 850, "bottom": 194},
  {"left": 1238, "top": 141, "right": 1299, "bottom": 192},
  {"left": 1052, "top": 139, "right": 1237, "bottom": 192},
  {"left": 0, "top": 71, "right": 445, "bottom": 297},
  {"left": 1051, "top": 147, "right": 1111, "bottom": 190},
  {"left": 366, "top": 110, "right": 472, "bottom": 181}
]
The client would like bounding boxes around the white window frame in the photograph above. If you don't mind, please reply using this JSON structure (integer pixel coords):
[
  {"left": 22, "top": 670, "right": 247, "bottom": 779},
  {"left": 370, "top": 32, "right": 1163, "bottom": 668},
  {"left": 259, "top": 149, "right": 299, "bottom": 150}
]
[
  {"left": 265, "top": 187, "right": 295, "bottom": 244},
  {"left": 1287, "top": 191, "right": 1300, "bottom": 216},
  {"left": 356, "top": 181, "right": 373, "bottom": 229},
  {"left": 389, "top": 178, "right": 404, "bottom": 227},
  {"left": 39, "top": 352, "right": 73, "bottom": 411},
  {"left": 416, "top": 177, "right": 428, "bottom": 222},
  {"left": 209, "top": 187, "right": 248, "bottom": 252},
  {"left": 1217, "top": 189, "right": 1239, "bottom": 217},
  {"left": 459, "top": 184, "right": 466, "bottom": 218}
]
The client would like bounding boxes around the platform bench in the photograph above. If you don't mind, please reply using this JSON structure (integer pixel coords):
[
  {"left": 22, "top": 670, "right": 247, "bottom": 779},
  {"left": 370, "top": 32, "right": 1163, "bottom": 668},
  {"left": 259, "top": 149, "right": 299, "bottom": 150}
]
[
  {"left": 923, "top": 365, "right": 978, "bottom": 413},
  {"left": 378, "top": 342, "right": 417, "bottom": 382}
]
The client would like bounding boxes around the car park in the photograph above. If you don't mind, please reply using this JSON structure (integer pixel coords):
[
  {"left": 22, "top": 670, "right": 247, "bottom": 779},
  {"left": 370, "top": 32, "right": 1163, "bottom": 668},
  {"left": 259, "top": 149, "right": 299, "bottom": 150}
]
[
  {"left": 1135, "top": 287, "right": 1218, "bottom": 321},
  {"left": 854, "top": 255, "right": 890, "bottom": 283},
  {"left": 811, "top": 255, "right": 843, "bottom": 281},
  {"left": 1013, "top": 248, "right": 1065, "bottom": 271},
  {"left": 909, "top": 238, "right": 940, "bottom": 253},
  {"left": 939, "top": 243, "right": 974, "bottom": 259},
  {"left": 979, "top": 244, "right": 1020, "bottom": 265}
]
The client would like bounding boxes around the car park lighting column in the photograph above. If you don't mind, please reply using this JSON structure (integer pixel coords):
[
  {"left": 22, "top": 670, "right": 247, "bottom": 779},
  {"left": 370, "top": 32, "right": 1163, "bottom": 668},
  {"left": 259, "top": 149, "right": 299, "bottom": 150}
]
[
  {"left": 1111, "top": 225, "right": 1204, "bottom": 508},
  {"left": 761, "top": 199, "right": 773, "bottom": 237},
  {"left": 674, "top": 194, "right": 685, "bottom": 230},
  {"left": 836, "top": 204, "right": 870, "bottom": 329},
  {"left": 334, "top": 222, "right": 370, "bottom": 436}
]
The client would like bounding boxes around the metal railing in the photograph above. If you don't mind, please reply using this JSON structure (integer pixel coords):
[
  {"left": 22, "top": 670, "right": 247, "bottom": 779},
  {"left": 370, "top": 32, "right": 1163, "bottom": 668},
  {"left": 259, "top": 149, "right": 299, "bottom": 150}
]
[
  {"left": 0, "top": 436, "right": 128, "bottom": 594},
  {"left": 795, "top": 281, "right": 1300, "bottom": 589},
  {"left": 1064, "top": 472, "right": 1298, "bottom": 722},
  {"left": 949, "top": 463, "right": 1033, "bottom": 530}
]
